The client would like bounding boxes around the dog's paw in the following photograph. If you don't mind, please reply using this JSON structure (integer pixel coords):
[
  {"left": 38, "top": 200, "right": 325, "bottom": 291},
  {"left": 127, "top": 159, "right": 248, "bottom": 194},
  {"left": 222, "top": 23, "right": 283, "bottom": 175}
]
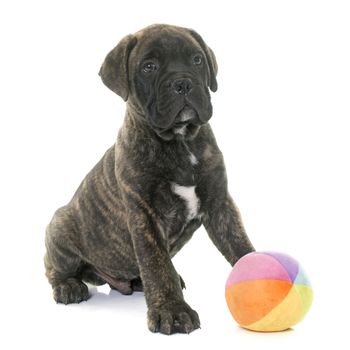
[
  {"left": 53, "top": 278, "right": 89, "bottom": 304},
  {"left": 147, "top": 301, "right": 200, "bottom": 335}
]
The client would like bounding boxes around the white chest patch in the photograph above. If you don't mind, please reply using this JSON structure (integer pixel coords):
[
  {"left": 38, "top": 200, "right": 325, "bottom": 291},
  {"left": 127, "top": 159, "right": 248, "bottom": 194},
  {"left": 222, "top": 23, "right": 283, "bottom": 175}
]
[
  {"left": 171, "top": 183, "right": 200, "bottom": 220},
  {"left": 188, "top": 151, "right": 198, "bottom": 165}
]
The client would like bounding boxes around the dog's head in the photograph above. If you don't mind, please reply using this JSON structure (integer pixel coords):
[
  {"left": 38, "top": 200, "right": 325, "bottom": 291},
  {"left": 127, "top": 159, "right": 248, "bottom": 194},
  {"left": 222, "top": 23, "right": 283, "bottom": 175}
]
[{"left": 99, "top": 24, "right": 218, "bottom": 140}]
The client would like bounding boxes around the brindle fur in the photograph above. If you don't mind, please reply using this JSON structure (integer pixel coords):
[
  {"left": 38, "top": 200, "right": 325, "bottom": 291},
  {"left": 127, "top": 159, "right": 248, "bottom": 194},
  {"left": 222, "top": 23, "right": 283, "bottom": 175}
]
[{"left": 44, "top": 24, "right": 254, "bottom": 335}]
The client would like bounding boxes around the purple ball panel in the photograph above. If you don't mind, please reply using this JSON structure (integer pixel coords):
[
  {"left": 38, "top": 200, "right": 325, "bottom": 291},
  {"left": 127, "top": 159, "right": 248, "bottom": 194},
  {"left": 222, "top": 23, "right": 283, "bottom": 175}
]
[{"left": 263, "top": 251, "right": 299, "bottom": 282}]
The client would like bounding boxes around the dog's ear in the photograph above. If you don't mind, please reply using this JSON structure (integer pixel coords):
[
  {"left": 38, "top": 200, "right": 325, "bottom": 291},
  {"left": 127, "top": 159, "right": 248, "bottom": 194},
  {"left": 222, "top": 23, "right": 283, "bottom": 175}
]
[
  {"left": 99, "top": 34, "right": 137, "bottom": 101},
  {"left": 188, "top": 29, "right": 218, "bottom": 92}
]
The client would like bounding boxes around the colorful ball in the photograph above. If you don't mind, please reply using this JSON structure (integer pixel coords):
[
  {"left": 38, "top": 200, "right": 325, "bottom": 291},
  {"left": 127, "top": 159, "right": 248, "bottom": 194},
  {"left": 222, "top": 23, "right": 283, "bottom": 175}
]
[{"left": 225, "top": 252, "right": 313, "bottom": 332}]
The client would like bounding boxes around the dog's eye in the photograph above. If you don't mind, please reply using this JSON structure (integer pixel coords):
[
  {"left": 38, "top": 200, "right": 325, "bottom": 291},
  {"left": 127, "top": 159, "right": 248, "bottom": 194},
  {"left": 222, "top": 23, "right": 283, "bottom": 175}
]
[
  {"left": 142, "top": 62, "right": 158, "bottom": 73},
  {"left": 193, "top": 55, "right": 203, "bottom": 65}
]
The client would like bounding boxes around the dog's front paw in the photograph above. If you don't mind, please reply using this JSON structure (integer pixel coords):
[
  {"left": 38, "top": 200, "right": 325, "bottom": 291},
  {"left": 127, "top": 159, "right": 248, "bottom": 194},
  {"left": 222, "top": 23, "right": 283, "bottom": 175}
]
[
  {"left": 53, "top": 278, "right": 89, "bottom": 304},
  {"left": 147, "top": 300, "right": 200, "bottom": 335}
]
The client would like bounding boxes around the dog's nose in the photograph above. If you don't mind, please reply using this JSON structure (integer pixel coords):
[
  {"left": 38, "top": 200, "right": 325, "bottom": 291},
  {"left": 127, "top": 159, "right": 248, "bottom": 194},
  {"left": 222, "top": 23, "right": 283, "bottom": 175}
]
[{"left": 173, "top": 79, "right": 193, "bottom": 96}]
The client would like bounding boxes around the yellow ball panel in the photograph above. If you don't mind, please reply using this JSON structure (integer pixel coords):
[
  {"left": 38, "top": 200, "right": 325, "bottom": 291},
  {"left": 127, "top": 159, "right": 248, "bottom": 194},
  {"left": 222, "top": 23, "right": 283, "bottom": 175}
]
[{"left": 245, "top": 285, "right": 313, "bottom": 332}]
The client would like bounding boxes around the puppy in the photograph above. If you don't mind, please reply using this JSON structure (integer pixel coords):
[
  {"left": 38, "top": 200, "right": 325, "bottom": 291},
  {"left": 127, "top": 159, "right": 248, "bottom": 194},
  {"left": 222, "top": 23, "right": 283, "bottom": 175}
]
[{"left": 44, "top": 24, "right": 255, "bottom": 335}]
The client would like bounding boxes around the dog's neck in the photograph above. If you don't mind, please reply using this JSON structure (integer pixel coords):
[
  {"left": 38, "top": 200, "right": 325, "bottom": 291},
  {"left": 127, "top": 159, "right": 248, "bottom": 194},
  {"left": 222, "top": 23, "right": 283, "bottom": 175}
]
[
  {"left": 117, "top": 101, "right": 220, "bottom": 185},
  {"left": 122, "top": 102, "right": 159, "bottom": 142},
  {"left": 126, "top": 99, "right": 145, "bottom": 120},
  {"left": 118, "top": 104, "right": 199, "bottom": 186}
]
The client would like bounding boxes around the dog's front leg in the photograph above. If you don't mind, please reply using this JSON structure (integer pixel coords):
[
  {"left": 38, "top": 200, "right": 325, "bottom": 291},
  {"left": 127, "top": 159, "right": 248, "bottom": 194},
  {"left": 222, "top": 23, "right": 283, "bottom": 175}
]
[
  {"left": 203, "top": 193, "right": 255, "bottom": 266},
  {"left": 127, "top": 208, "right": 200, "bottom": 335}
]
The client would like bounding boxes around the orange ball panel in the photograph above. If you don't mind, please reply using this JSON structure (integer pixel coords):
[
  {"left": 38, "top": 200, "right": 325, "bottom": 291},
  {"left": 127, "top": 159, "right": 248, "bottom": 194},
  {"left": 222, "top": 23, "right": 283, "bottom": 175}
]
[{"left": 225, "top": 280, "right": 293, "bottom": 326}]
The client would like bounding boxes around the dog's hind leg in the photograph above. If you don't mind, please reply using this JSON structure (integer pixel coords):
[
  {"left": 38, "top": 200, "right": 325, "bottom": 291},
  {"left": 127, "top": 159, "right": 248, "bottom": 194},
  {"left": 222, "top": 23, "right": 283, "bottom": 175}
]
[
  {"left": 79, "top": 265, "right": 106, "bottom": 286},
  {"left": 44, "top": 210, "right": 89, "bottom": 304}
]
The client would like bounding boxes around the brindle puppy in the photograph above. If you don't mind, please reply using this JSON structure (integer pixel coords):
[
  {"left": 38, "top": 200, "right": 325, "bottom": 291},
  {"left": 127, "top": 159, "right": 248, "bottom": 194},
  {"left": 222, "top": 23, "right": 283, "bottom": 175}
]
[{"left": 44, "top": 24, "right": 255, "bottom": 335}]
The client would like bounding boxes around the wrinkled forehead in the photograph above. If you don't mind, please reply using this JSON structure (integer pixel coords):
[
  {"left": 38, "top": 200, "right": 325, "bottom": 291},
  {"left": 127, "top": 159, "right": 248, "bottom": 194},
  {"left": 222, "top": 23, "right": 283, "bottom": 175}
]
[{"left": 134, "top": 31, "right": 201, "bottom": 61}]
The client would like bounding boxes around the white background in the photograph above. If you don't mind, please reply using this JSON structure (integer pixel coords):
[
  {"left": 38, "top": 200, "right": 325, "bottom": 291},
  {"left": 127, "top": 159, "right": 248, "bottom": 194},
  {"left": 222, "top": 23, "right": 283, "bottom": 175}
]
[{"left": 1, "top": 0, "right": 349, "bottom": 348}]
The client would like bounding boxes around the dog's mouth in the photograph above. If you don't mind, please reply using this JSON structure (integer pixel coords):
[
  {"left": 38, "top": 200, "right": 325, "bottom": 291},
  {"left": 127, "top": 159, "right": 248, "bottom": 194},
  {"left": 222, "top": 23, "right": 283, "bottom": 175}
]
[
  {"left": 156, "top": 105, "right": 201, "bottom": 140},
  {"left": 171, "top": 105, "right": 197, "bottom": 130},
  {"left": 175, "top": 105, "right": 198, "bottom": 124}
]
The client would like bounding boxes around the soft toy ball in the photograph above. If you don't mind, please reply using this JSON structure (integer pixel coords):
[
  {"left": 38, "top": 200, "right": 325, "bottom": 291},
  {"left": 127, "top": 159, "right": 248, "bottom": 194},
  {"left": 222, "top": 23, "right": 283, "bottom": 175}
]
[{"left": 225, "top": 251, "right": 313, "bottom": 332}]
